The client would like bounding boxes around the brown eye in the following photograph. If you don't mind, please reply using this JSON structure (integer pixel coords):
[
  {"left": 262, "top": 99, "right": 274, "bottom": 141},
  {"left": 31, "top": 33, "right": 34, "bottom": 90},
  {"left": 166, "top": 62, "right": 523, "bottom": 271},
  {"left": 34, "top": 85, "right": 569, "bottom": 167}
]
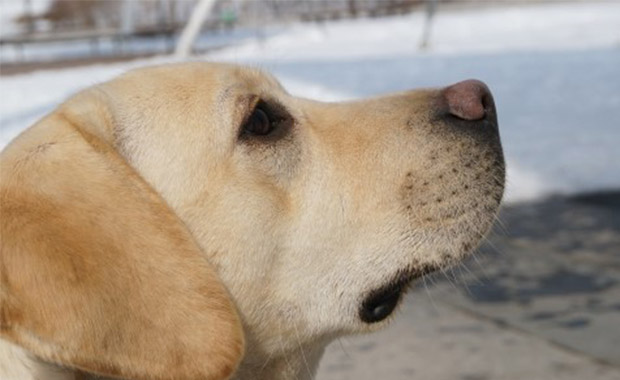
[
  {"left": 239, "top": 99, "right": 293, "bottom": 142},
  {"left": 243, "top": 107, "right": 273, "bottom": 136}
]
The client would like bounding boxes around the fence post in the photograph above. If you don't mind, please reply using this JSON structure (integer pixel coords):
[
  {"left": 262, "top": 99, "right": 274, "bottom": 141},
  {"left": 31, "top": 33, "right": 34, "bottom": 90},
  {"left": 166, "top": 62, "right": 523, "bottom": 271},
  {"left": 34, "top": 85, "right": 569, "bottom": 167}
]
[
  {"left": 174, "top": 0, "right": 217, "bottom": 58},
  {"left": 23, "top": 0, "right": 35, "bottom": 34},
  {"left": 419, "top": 0, "right": 437, "bottom": 50}
]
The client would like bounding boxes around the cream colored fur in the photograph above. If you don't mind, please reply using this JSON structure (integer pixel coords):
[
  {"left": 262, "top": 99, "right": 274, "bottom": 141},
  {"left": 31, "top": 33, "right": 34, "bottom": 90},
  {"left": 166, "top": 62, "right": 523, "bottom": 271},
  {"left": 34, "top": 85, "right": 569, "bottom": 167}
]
[{"left": 0, "top": 63, "right": 504, "bottom": 380}]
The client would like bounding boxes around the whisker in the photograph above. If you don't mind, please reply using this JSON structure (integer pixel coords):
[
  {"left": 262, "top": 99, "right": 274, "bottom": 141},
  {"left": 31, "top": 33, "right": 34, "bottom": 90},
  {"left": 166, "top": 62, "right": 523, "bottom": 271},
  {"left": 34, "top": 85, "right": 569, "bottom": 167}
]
[
  {"left": 278, "top": 319, "right": 296, "bottom": 377},
  {"left": 293, "top": 323, "right": 313, "bottom": 380},
  {"left": 455, "top": 263, "right": 474, "bottom": 297},
  {"left": 461, "top": 251, "right": 486, "bottom": 282},
  {"left": 421, "top": 275, "right": 439, "bottom": 313},
  {"left": 492, "top": 213, "right": 509, "bottom": 234},
  {"left": 337, "top": 337, "right": 352, "bottom": 361},
  {"left": 258, "top": 347, "right": 275, "bottom": 373},
  {"left": 439, "top": 265, "right": 458, "bottom": 289}
]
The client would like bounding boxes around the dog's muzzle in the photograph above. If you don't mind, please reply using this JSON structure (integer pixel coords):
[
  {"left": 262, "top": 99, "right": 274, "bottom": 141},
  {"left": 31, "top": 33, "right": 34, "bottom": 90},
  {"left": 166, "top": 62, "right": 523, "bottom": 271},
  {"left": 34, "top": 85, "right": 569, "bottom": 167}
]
[{"left": 360, "top": 79, "right": 504, "bottom": 324}]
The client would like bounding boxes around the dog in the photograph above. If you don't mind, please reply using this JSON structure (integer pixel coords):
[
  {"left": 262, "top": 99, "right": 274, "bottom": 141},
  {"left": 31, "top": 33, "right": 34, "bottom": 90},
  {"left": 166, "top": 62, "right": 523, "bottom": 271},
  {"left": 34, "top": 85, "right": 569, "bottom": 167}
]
[{"left": 0, "top": 62, "right": 504, "bottom": 380}]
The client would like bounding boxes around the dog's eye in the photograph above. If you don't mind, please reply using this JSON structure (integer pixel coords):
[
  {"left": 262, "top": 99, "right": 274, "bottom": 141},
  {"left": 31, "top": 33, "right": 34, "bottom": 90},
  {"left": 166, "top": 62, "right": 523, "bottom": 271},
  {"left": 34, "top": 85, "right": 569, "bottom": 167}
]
[
  {"left": 242, "top": 106, "right": 274, "bottom": 136},
  {"left": 239, "top": 100, "right": 292, "bottom": 141}
]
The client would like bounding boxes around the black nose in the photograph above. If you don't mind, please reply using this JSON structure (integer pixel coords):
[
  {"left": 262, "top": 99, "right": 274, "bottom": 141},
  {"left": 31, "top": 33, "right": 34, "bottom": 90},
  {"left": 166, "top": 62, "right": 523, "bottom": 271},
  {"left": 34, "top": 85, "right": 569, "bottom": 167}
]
[{"left": 441, "top": 79, "right": 495, "bottom": 121}]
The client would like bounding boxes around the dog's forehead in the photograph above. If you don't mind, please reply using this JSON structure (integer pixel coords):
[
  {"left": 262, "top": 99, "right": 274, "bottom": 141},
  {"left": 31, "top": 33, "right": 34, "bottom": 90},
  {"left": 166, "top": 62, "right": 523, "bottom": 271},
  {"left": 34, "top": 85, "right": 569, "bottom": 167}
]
[
  {"left": 216, "top": 64, "right": 287, "bottom": 98},
  {"left": 116, "top": 62, "right": 284, "bottom": 97}
]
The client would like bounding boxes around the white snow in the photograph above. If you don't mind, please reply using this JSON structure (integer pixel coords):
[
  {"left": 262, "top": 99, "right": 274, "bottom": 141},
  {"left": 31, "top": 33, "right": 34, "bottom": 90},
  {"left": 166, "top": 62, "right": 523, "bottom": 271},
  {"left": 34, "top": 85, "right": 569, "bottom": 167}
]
[
  {"left": 209, "top": 2, "right": 620, "bottom": 61},
  {"left": 1, "top": 2, "right": 620, "bottom": 203}
]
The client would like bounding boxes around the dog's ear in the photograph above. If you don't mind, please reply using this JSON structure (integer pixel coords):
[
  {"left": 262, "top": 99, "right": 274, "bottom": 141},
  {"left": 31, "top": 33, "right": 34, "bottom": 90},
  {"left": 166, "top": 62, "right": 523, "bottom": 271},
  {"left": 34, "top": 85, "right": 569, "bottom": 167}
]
[{"left": 0, "top": 91, "right": 244, "bottom": 380}]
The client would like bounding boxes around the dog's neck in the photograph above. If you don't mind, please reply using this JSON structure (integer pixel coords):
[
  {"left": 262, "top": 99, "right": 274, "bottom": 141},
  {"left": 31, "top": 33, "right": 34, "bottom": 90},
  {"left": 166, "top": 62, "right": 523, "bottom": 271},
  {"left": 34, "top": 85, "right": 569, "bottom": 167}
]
[
  {"left": 0, "top": 338, "right": 326, "bottom": 380},
  {"left": 233, "top": 344, "right": 326, "bottom": 380},
  {"left": 0, "top": 340, "right": 76, "bottom": 380}
]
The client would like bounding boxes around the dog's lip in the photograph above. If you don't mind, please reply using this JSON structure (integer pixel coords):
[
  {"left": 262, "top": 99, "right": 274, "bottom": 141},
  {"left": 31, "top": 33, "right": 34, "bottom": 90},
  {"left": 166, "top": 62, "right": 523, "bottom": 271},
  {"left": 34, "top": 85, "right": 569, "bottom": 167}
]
[
  {"left": 359, "top": 263, "right": 441, "bottom": 324},
  {"left": 385, "top": 262, "right": 443, "bottom": 295},
  {"left": 394, "top": 262, "right": 443, "bottom": 287}
]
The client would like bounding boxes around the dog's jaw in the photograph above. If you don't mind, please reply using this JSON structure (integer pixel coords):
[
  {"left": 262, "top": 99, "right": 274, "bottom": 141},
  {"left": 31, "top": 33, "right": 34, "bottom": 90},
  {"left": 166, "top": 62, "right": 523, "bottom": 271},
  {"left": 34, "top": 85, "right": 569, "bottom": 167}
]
[{"left": 232, "top": 345, "right": 326, "bottom": 380}]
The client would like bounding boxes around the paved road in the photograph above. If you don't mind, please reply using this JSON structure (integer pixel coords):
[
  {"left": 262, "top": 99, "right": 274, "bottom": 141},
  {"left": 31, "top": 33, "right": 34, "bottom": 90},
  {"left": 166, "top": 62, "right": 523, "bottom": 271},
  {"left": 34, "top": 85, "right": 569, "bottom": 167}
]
[{"left": 318, "top": 191, "right": 620, "bottom": 380}]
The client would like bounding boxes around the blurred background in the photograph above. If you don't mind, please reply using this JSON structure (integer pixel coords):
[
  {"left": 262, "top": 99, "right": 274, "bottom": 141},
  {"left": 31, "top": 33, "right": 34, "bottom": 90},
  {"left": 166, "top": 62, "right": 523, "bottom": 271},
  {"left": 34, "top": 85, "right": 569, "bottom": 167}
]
[{"left": 1, "top": 1, "right": 619, "bottom": 379}]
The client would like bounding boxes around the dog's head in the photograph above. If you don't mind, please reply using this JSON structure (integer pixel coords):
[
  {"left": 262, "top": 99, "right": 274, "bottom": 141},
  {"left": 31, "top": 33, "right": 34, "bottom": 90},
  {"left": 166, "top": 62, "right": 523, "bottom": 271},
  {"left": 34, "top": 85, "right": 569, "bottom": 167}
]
[{"left": 0, "top": 63, "right": 504, "bottom": 380}]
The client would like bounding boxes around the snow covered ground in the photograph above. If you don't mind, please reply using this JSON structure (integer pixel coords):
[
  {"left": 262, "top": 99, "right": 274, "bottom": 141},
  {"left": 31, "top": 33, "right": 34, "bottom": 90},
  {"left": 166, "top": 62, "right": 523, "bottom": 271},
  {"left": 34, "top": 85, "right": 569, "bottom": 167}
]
[{"left": 1, "top": 1, "right": 619, "bottom": 203}]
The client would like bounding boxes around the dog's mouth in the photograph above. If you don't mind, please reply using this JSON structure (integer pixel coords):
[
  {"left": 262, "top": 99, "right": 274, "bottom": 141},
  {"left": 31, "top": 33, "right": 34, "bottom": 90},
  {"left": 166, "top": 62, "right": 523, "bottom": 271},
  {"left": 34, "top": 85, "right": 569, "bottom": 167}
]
[{"left": 359, "top": 263, "right": 440, "bottom": 324}]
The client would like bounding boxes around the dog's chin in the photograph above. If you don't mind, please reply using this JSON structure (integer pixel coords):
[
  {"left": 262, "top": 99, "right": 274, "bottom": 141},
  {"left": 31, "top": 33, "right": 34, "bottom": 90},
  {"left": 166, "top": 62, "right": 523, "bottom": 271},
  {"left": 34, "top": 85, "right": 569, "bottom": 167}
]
[
  {"left": 358, "top": 208, "right": 501, "bottom": 326},
  {"left": 359, "top": 262, "right": 441, "bottom": 324}
]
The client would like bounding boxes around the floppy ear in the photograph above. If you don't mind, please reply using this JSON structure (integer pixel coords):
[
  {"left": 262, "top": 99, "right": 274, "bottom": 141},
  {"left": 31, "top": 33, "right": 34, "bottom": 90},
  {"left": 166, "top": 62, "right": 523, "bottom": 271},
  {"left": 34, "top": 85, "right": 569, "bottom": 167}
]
[{"left": 0, "top": 92, "right": 244, "bottom": 380}]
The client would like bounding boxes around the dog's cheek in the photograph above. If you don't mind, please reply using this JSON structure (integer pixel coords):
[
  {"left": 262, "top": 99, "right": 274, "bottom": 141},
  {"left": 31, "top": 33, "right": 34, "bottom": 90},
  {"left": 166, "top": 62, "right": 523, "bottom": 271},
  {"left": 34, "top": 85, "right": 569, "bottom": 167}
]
[{"left": 237, "top": 129, "right": 304, "bottom": 188}]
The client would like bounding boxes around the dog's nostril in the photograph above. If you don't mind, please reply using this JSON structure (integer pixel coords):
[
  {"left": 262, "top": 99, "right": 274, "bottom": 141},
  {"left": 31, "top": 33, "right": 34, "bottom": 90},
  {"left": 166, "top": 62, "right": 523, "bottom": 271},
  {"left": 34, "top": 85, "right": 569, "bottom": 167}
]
[{"left": 441, "top": 79, "right": 493, "bottom": 121}]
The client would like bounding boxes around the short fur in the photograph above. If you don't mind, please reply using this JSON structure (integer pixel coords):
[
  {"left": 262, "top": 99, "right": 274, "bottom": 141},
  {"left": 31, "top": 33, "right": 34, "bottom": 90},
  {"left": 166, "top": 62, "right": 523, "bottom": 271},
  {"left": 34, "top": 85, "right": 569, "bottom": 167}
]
[{"left": 0, "top": 63, "right": 504, "bottom": 380}]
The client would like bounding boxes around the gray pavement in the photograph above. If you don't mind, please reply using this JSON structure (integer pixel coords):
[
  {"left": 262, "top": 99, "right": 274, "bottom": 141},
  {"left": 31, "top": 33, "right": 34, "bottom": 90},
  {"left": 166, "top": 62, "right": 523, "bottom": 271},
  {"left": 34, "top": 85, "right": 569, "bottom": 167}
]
[{"left": 317, "top": 191, "right": 620, "bottom": 379}]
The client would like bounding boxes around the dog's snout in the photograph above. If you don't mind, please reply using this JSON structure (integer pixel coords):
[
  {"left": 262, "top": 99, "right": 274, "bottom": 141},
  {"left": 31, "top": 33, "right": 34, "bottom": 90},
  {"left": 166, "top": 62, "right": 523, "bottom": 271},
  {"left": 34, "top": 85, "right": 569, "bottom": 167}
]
[{"left": 441, "top": 79, "right": 494, "bottom": 122}]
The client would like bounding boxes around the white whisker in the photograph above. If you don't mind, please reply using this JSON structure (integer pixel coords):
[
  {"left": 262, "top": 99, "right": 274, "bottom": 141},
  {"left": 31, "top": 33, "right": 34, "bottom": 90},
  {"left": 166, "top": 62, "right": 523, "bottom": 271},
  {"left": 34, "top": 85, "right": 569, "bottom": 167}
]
[{"left": 292, "top": 323, "right": 313, "bottom": 380}]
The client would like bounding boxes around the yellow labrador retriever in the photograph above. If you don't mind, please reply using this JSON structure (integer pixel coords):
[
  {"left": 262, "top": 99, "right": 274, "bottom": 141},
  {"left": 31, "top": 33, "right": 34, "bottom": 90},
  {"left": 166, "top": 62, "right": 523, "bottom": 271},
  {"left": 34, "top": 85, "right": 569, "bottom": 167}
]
[{"left": 0, "top": 62, "right": 504, "bottom": 380}]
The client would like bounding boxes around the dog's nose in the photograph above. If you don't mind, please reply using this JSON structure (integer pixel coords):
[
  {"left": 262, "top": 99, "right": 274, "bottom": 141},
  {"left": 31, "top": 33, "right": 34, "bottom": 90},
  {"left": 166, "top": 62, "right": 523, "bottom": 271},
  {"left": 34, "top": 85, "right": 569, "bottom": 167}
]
[{"left": 441, "top": 80, "right": 494, "bottom": 121}]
